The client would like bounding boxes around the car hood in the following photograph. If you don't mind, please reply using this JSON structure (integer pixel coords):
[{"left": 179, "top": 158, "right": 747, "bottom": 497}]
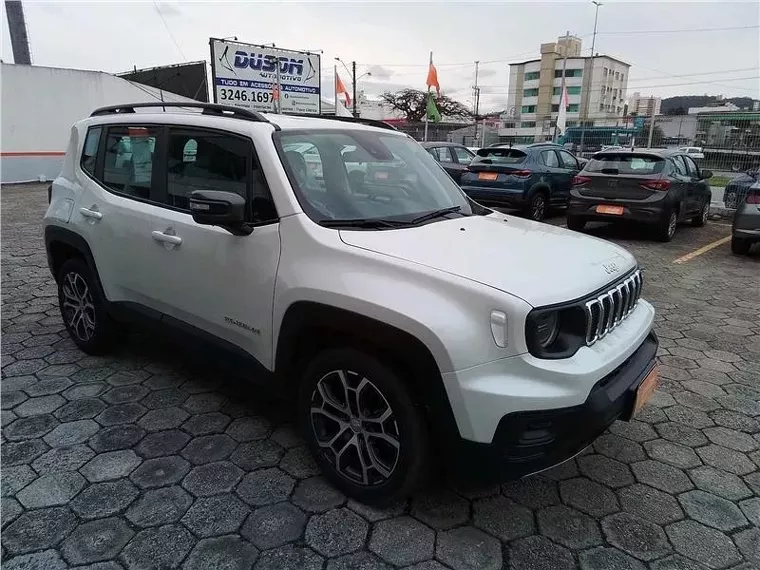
[
  {"left": 339, "top": 213, "right": 637, "bottom": 307},
  {"left": 728, "top": 172, "right": 760, "bottom": 187}
]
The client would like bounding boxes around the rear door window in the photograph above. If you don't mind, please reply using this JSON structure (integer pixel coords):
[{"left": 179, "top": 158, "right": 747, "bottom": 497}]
[
  {"left": 586, "top": 154, "right": 665, "bottom": 175},
  {"left": 557, "top": 150, "right": 579, "bottom": 170},
  {"left": 430, "top": 147, "right": 454, "bottom": 163},
  {"left": 671, "top": 156, "right": 689, "bottom": 177},
  {"left": 452, "top": 146, "right": 475, "bottom": 163},
  {"left": 682, "top": 156, "right": 700, "bottom": 178},
  {"left": 541, "top": 150, "right": 560, "bottom": 168},
  {"left": 472, "top": 148, "right": 527, "bottom": 164},
  {"left": 101, "top": 126, "right": 160, "bottom": 200},
  {"left": 81, "top": 127, "right": 102, "bottom": 177}
]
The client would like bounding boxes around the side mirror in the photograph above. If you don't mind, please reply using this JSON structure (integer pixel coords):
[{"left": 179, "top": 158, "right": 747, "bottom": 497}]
[
  {"left": 189, "top": 190, "right": 252, "bottom": 236},
  {"left": 700, "top": 169, "right": 713, "bottom": 180}
]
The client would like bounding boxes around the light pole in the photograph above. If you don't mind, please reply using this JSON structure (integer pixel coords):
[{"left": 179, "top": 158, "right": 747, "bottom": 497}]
[
  {"left": 581, "top": 0, "right": 602, "bottom": 154},
  {"left": 335, "top": 57, "right": 371, "bottom": 117},
  {"left": 473, "top": 61, "right": 480, "bottom": 147},
  {"left": 590, "top": 0, "right": 602, "bottom": 57}
]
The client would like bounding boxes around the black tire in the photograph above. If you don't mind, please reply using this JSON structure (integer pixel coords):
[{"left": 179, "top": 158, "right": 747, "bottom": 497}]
[
  {"left": 731, "top": 236, "right": 751, "bottom": 255},
  {"left": 691, "top": 199, "right": 709, "bottom": 227},
  {"left": 656, "top": 210, "right": 678, "bottom": 242},
  {"left": 524, "top": 190, "right": 548, "bottom": 222},
  {"left": 57, "top": 258, "right": 120, "bottom": 355},
  {"left": 566, "top": 216, "right": 586, "bottom": 232},
  {"left": 298, "top": 347, "right": 429, "bottom": 505}
]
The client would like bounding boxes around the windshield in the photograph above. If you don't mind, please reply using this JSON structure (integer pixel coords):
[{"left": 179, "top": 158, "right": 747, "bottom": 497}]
[
  {"left": 473, "top": 148, "right": 527, "bottom": 164},
  {"left": 277, "top": 129, "right": 481, "bottom": 225},
  {"left": 585, "top": 154, "right": 665, "bottom": 175}
]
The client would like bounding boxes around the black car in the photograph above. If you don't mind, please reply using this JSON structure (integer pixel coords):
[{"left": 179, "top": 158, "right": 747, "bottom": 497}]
[
  {"left": 458, "top": 142, "right": 583, "bottom": 221},
  {"left": 567, "top": 149, "right": 712, "bottom": 242},
  {"left": 421, "top": 142, "right": 475, "bottom": 183},
  {"left": 724, "top": 168, "right": 760, "bottom": 208}
]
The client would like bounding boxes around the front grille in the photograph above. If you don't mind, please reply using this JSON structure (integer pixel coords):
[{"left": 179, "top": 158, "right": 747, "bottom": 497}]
[{"left": 584, "top": 270, "right": 642, "bottom": 345}]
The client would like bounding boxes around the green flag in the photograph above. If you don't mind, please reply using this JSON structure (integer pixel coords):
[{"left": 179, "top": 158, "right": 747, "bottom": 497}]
[{"left": 426, "top": 93, "right": 441, "bottom": 123}]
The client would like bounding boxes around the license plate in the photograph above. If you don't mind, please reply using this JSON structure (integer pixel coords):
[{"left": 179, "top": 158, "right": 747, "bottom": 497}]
[
  {"left": 597, "top": 205, "right": 624, "bottom": 215},
  {"left": 478, "top": 172, "right": 498, "bottom": 181},
  {"left": 633, "top": 365, "right": 659, "bottom": 415}
]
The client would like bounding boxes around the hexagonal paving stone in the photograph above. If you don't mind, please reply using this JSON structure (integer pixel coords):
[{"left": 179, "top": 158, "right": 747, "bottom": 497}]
[
  {"left": 501, "top": 476, "right": 560, "bottom": 508},
  {"left": 537, "top": 505, "right": 602, "bottom": 549},
  {"left": 689, "top": 465, "right": 752, "bottom": 501},
  {"left": 181, "top": 493, "right": 250, "bottom": 537},
  {"left": 1, "top": 390, "right": 28, "bottom": 410},
  {"left": 88, "top": 424, "right": 146, "bottom": 453},
  {"left": 703, "top": 426, "right": 758, "bottom": 452},
  {"left": 16, "top": 472, "right": 86, "bottom": 508},
  {"left": 656, "top": 422, "right": 709, "bottom": 447},
  {"left": 70, "top": 479, "right": 139, "bottom": 519},
  {"left": 1, "top": 464, "right": 36, "bottom": 497},
  {"left": 579, "top": 547, "right": 647, "bottom": 570},
  {"left": 14, "top": 395, "right": 65, "bottom": 417},
  {"left": 618, "top": 483, "right": 684, "bottom": 525},
  {"left": 30, "top": 446, "right": 93, "bottom": 475},
  {"left": 54, "top": 398, "right": 107, "bottom": 422},
  {"left": 346, "top": 498, "right": 407, "bottom": 522},
  {"left": 649, "top": 554, "right": 712, "bottom": 570},
  {"left": 609, "top": 419, "right": 658, "bottom": 442},
  {"left": 435, "top": 526, "right": 502, "bottom": 570},
  {"left": 734, "top": 528, "right": 760, "bottom": 567},
  {"left": 182, "top": 412, "right": 231, "bottom": 436},
  {"left": 43, "top": 419, "right": 99, "bottom": 447},
  {"left": 368, "top": 516, "right": 434, "bottom": 566},
  {"left": 631, "top": 460, "right": 694, "bottom": 494},
  {"left": 326, "top": 551, "right": 392, "bottom": 570},
  {"left": 120, "top": 524, "right": 194, "bottom": 570},
  {"left": 411, "top": 489, "right": 469, "bottom": 530},
  {"left": 135, "top": 429, "right": 190, "bottom": 458},
  {"left": 4, "top": 414, "right": 59, "bottom": 441},
  {"left": 96, "top": 403, "right": 148, "bottom": 426},
  {"left": 105, "top": 370, "right": 150, "bottom": 387},
  {"left": 279, "top": 445, "right": 320, "bottom": 479},
  {"left": 664, "top": 406, "right": 714, "bottom": 430},
  {"left": 673, "top": 391, "right": 721, "bottom": 412},
  {"left": 181, "top": 461, "right": 243, "bottom": 497},
  {"left": 60, "top": 517, "right": 134, "bottom": 566},
  {"left": 678, "top": 490, "right": 748, "bottom": 531},
  {"left": 559, "top": 477, "right": 619, "bottom": 517},
  {"left": 696, "top": 444, "right": 756, "bottom": 476},
  {"left": 2, "top": 549, "right": 69, "bottom": 570},
  {"left": 644, "top": 440, "right": 702, "bottom": 469},
  {"left": 183, "top": 535, "right": 260, "bottom": 570},
  {"left": 602, "top": 512, "right": 671, "bottom": 561},
  {"left": 225, "top": 416, "right": 271, "bottom": 441},
  {"left": 507, "top": 535, "right": 575, "bottom": 570},
  {"left": 253, "top": 544, "right": 324, "bottom": 570},
  {"left": 62, "top": 382, "right": 107, "bottom": 401},
  {"left": 666, "top": 520, "right": 741, "bottom": 569},
  {"left": 236, "top": 468, "right": 295, "bottom": 507},
  {"left": 710, "top": 409, "right": 760, "bottom": 434},
  {"left": 80, "top": 450, "right": 142, "bottom": 482},
  {"left": 1, "top": 497, "right": 23, "bottom": 528},
  {"left": 305, "top": 507, "right": 369, "bottom": 557},
  {"left": 739, "top": 496, "right": 760, "bottom": 526},
  {"left": 134, "top": 406, "right": 188, "bottom": 432},
  {"left": 292, "top": 476, "right": 346, "bottom": 513},
  {"left": 125, "top": 486, "right": 193, "bottom": 527},
  {"left": 130, "top": 455, "right": 190, "bottom": 489},
  {"left": 472, "top": 495, "right": 533, "bottom": 542},
  {"left": 2, "top": 506, "right": 78, "bottom": 555},
  {"left": 241, "top": 501, "right": 307, "bottom": 550},
  {"left": 181, "top": 434, "right": 237, "bottom": 465},
  {"left": 140, "top": 389, "right": 187, "bottom": 411},
  {"left": 182, "top": 392, "right": 228, "bottom": 413},
  {"left": 230, "top": 439, "right": 284, "bottom": 470},
  {"left": 577, "top": 454, "right": 635, "bottom": 488},
  {"left": 102, "top": 385, "right": 149, "bottom": 404}
]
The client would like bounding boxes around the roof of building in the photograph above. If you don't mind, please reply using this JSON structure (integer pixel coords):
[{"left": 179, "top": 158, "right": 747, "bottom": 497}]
[{"left": 510, "top": 54, "right": 631, "bottom": 68}]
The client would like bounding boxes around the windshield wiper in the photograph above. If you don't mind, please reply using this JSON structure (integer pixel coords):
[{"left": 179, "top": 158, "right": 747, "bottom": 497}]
[
  {"left": 410, "top": 206, "right": 462, "bottom": 225},
  {"left": 318, "top": 218, "right": 410, "bottom": 229}
]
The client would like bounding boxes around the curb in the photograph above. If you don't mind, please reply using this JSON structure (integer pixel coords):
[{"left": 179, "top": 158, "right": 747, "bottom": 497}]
[{"left": 709, "top": 204, "right": 734, "bottom": 221}]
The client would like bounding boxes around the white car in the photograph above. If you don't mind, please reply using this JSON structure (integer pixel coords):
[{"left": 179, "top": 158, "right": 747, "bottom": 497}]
[
  {"left": 44, "top": 102, "right": 658, "bottom": 503},
  {"left": 678, "top": 146, "right": 705, "bottom": 160}
]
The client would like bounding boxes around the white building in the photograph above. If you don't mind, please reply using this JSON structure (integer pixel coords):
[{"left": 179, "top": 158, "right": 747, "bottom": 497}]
[
  {"left": 1, "top": 63, "right": 194, "bottom": 183},
  {"left": 688, "top": 102, "right": 741, "bottom": 114},
  {"left": 500, "top": 35, "right": 630, "bottom": 143},
  {"left": 629, "top": 92, "right": 661, "bottom": 117}
]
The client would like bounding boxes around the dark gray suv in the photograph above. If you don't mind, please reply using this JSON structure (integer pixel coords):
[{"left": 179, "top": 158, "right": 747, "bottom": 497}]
[{"left": 731, "top": 182, "right": 760, "bottom": 255}]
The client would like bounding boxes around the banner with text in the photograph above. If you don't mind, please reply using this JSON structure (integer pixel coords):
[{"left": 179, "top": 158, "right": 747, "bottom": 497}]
[{"left": 209, "top": 39, "right": 321, "bottom": 114}]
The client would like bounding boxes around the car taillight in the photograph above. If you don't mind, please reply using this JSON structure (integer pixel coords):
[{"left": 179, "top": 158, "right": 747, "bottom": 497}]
[
  {"left": 746, "top": 193, "right": 760, "bottom": 204},
  {"left": 572, "top": 175, "right": 591, "bottom": 187},
  {"left": 510, "top": 170, "right": 532, "bottom": 178},
  {"left": 641, "top": 179, "right": 671, "bottom": 191}
]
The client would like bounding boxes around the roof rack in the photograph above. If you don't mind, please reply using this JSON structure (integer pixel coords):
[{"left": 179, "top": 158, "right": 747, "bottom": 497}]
[
  {"left": 279, "top": 113, "right": 398, "bottom": 131},
  {"left": 90, "top": 102, "right": 270, "bottom": 123}
]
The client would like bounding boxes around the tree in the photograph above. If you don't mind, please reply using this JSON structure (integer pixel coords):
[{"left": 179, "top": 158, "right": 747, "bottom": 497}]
[{"left": 380, "top": 89, "right": 472, "bottom": 122}]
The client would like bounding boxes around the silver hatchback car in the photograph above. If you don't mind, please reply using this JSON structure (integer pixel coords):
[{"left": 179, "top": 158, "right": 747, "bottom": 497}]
[{"left": 731, "top": 181, "right": 760, "bottom": 255}]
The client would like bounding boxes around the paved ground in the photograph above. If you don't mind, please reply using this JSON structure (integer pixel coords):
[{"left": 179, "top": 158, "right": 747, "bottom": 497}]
[{"left": 2, "top": 184, "right": 759, "bottom": 570}]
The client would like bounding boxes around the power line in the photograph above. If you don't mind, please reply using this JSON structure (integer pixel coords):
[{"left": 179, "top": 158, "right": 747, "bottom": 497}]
[
  {"left": 153, "top": 1, "right": 186, "bottom": 61},
  {"left": 596, "top": 24, "right": 760, "bottom": 35}
]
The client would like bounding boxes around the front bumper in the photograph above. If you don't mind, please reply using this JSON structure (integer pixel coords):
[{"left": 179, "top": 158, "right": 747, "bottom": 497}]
[
  {"left": 461, "top": 186, "right": 526, "bottom": 208},
  {"left": 447, "top": 330, "right": 658, "bottom": 481},
  {"left": 568, "top": 190, "right": 669, "bottom": 225}
]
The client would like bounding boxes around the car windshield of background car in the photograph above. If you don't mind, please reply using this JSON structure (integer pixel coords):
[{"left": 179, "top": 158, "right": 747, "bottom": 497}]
[
  {"left": 276, "top": 130, "right": 478, "bottom": 224},
  {"left": 472, "top": 148, "right": 527, "bottom": 164},
  {"left": 586, "top": 154, "right": 665, "bottom": 175}
]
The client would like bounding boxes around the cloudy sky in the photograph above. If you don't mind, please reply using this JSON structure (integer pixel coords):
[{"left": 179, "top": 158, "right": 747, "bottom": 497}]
[{"left": 2, "top": 1, "right": 759, "bottom": 111}]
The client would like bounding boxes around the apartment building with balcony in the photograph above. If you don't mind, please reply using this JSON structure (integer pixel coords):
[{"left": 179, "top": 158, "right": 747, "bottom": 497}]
[
  {"left": 500, "top": 35, "right": 631, "bottom": 143},
  {"left": 629, "top": 92, "right": 662, "bottom": 117}
]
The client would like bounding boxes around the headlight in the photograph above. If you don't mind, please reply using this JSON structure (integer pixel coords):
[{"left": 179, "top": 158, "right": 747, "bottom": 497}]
[{"left": 526, "top": 306, "right": 586, "bottom": 359}]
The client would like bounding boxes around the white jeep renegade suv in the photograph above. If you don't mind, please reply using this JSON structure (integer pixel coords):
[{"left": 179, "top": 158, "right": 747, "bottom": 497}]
[{"left": 44, "top": 103, "right": 658, "bottom": 504}]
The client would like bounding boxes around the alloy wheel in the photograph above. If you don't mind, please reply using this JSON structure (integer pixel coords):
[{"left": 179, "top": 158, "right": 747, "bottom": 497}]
[
  {"left": 61, "top": 271, "right": 96, "bottom": 342},
  {"left": 668, "top": 212, "right": 677, "bottom": 238},
  {"left": 309, "top": 369, "right": 400, "bottom": 486},
  {"left": 531, "top": 195, "right": 546, "bottom": 221},
  {"left": 701, "top": 201, "right": 709, "bottom": 224}
]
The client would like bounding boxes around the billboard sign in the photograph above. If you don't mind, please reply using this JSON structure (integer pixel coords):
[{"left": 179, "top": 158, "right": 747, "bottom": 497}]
[{"left": 209, "top": 38, "right": 321, "bottom": 114}]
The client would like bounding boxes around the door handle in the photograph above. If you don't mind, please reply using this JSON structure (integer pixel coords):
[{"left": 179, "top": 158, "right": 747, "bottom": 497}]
[
  {"left": 151, "top": 230, "right": 182, "bottom": 245},
  {"left": 79, "top": 207, "right": 103, "bottom": 220}
]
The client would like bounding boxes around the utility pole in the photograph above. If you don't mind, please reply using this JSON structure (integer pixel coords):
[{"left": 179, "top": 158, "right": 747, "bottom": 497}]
[
  {"left": 590, "top": 0, "right": 602, "bottom": 57},
  {"left": 581, "top": 1, "right": 602, "bottom": 154},
  {"left": 424, "top": 51, "right": 432, "bottom": 142},
  {"left": 553, "top": 31, "right": 570, "bottom": 142},
  {"left": 647, "top": 110, "right": 656, "bottom": 148},
  {"left": 473, "top": 61, "right": 480, "bottom": 147},
  {"left": 5, "top": 1, "right": 32, "bottom": 65},
  {"left": 351, "top": 61, "right": 357, "bottom": 117}
]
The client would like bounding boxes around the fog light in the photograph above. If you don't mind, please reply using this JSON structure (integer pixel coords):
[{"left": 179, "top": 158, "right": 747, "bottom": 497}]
[{"left": 490, "top": 310, "right": 508, "bottom": 348}]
